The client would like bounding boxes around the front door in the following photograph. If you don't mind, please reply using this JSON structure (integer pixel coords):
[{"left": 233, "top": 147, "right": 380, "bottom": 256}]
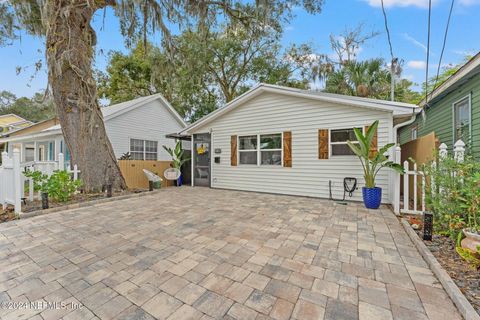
[{"left": 193, "top": 133, "right": 210, "bottom": 187}]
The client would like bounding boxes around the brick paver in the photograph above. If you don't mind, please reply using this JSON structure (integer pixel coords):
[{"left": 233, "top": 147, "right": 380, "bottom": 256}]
[{"left": 0, "top": 187, "right": 462, "bottom": 319}]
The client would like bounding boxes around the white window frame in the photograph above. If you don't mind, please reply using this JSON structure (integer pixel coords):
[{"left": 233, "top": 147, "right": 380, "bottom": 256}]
[
  {"left": 129, "top": 138, "right": 158, "bottom": 161},
  {"left": 329, "top": 127, "right": 362, "bottom": 157},
  {"left": 411, "top": 125, "right": 418, "bottom": 140},
  {"left": 259, "top": 133, "right": 283, "bottom": 166},
  {"left": 238, "top": 133, "right": 283, "bottom": 166},
  {"left": 238, "top": 135, "right": 259, "bottom": 166},
  {"left": 452, "top": 94, "right": 472, "bottom": 145}
]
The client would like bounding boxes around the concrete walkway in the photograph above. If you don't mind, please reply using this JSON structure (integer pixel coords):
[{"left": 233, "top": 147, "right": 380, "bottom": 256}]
[{"left": 0, "top": 187, "right": 462, "bottom": 320}]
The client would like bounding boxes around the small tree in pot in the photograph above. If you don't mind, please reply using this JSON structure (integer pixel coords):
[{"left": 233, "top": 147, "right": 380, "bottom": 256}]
[
  {"left": 347, "top": 120, "right": 404, "bottom": 209},
  {"left": 163, "top": 141, "right": 190, "bottom": 186}
]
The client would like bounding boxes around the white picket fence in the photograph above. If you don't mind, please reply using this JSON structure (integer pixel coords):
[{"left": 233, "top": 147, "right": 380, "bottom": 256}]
[
  {"left": 393, "top": 139, "right": 466, "bottom": 215},
  {"left": 0, "top": 150, "right": 80, "bottom": 213}
]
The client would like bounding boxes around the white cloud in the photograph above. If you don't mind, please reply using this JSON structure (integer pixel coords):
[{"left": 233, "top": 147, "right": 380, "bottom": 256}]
[
  {"left": 364, "top": 0, "right": 439, "bottom": 8},
  {"left": 402, "top": 33, "right": 434, "bottom": 55},
  {"left": 407, "top": 60, "right": 427, "bottom": 69}
]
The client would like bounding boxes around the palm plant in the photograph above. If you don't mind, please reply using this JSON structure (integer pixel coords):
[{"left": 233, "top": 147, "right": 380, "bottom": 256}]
[
  {"left": 163, "top": 141, "right": 190, "bottom": 170},
  {"left": 324, "top": 59, "right": 390, "bottom": 99},
  {"left": 347, "top": 120, "right": 403, "bottom": 188}
]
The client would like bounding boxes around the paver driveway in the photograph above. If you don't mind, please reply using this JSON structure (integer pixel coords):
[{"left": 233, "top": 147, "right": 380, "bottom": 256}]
[{"left": 0, "top": 187, "right": 462, "bottom": 320}]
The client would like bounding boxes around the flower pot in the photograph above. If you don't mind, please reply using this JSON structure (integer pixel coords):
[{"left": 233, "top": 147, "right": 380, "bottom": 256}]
[
  {"left": 461, "top": 229, "right": 480, "bottom": 253},
  {"left": 176, "top": 174, "right": 183, "bottom": 187},
  {"left": 362, "top": 187, "right": 382, "bottom": 209},
  {"left": 41, "top": 192, "right": 49, "bottom": 209}
]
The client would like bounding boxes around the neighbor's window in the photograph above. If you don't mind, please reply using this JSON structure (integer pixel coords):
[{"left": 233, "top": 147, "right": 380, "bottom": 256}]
[
  {"left": 330, "top": 128, "right": 360, "bottom": 156},
  {"left": 130, "top": 139, "right": 158, "bottom": 160},
  {"left": 411, "top": 126, "right": 418, "bottom": 140},
  {"left": 260, "top": 134, "right": 282, "bottom": 165},
  {"left": 239, "top": 135, "right": 257, "bottom": 165},
  {"left": 453, "top": 96, "right": 471, "bottom": 143}
]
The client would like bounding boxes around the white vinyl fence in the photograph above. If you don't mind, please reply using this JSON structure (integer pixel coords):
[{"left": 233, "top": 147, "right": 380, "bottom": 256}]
[
  {"left": 393, "top": 139, "right": 466, "bottom": 215},
  {"left": 0, "top": 150, "right": 80, "bottom": 214},
  {"left": 0, "top": 150, "right": 22, "bottom": 213}
]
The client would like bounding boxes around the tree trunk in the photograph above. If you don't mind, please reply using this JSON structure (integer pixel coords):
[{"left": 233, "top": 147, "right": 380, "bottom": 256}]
[{"left": 45, "top": 0, "right": 126, "bottom": 192}]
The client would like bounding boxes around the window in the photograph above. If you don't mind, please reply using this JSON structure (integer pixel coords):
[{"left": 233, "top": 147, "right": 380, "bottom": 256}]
[
  {"left": 238, "top": 134, "right": 282, "bottom": 165},
  {"left": 411, "top": 126, "right": 418, "bottom": 140},
  {"left": 453, "top": 96, "right": 471, "bottom": 143},
  {"left": 260, "top": 134, "right": 282, "bottom": 165},
  {"left": 130, "top": 139, "right": 158, "bottom": 160},
  {"left": 330, "top": 128, "right": 360, "bottom": 156},
  {"left": 239, "top": 135, "right": 257, "bottom": 165}
]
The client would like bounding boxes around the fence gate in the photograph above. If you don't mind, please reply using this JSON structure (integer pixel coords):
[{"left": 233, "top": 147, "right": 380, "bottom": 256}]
[{"left": 401, "top": 161, "right": 425, "bottom": 215}]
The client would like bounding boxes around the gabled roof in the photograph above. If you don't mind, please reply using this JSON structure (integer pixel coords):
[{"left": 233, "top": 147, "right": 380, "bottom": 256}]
[
  {"left": 101, "top": 94, "right": 185, "bottom": 125},
  {"left": 0, "top": 93, "right": 186, "bottom": 143},
  {"left": 422, "top": 52, "right": 480, "bottom": 107},
  {"left": 180, "top": 83, "right": 419, "bottom": 134}
]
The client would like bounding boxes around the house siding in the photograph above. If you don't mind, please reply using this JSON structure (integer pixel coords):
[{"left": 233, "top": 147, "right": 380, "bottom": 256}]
[
  {"left": 191, "top": 92, "right": 394, "bottom": 203},
  {"left": 399, "top": 72, "right": 480, "bottom": 159},
  {"left": 105, "top": 99, "right": 185, "bottom": 161}
]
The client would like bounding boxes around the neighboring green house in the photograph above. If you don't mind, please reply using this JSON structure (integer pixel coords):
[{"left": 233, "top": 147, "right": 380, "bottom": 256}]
[{"left": 399, "top": 53, "right": 480, "bottom": 159}]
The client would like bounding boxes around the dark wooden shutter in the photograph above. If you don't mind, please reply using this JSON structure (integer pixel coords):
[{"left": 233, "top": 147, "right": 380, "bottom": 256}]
[
  {"left": 283, "top": 131, "right": 292, "bottom": 167},
  {"left": 231, "top": 135, "right": 237, "bottom": 166},
  {"left": 318, "top": 129, "right": 329, "bottom": 159},
  {"left": 365, "top": 126, "right": 378, "bottom": 159}
]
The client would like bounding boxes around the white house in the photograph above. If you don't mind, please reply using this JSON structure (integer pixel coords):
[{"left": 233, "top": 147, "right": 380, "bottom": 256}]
[
  {"left": 179, "top": 84, "right": 419, "bottom": 204},
  {"left": 0, "top": 94, "right": 186, "bottom": 166}
]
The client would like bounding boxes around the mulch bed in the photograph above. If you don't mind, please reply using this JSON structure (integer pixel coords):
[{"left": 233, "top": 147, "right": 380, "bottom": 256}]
[
  {"left": 21, "top": 190, "right": 137, "bottom": 213},
  {"left": 406, "top": 216, "right": 480, "bottom": 315},
  {"left": 0, "top": 189, "right": 149, "bottom": 222}
]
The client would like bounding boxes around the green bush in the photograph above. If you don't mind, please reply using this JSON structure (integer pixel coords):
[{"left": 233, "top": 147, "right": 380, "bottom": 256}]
[
  {"left": 24, "top": 170, "right": 48, "bottom": 193},
  {"left": 423, "top": 154, "right": 480, "bottom": 238},
  {"left": 46, "top": 170, "right": 82, "bottom": 202}
]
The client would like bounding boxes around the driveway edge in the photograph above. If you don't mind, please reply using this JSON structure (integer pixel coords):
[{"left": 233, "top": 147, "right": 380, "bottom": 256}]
[
  {"left": 19, "top": 189, "right": 163, "bottom": 219},
  {"left": 401, "top": 218, "right": 480, "bottom": 320}
]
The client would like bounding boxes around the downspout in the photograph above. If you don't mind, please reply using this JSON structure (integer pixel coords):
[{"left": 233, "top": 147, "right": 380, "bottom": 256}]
[
  {"left": 393, "top": 107, "right": 421, "bottom": 145},
  {"left": 391, "top": 107, "right": 420, "bottom": 214}
]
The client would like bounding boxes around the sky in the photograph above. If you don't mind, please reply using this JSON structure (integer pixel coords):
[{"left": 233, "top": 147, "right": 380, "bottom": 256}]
[{"left": 0, "top": 0, "right": 479, "bottom": 98}]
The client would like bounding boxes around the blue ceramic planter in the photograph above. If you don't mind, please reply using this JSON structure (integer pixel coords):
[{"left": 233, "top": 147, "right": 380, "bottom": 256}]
[
  {"left": 362, "top": 187, "right": 382, "bottom": 209},
  {"left": 176, "top": 174, "right": 183, "bottom": 187}
]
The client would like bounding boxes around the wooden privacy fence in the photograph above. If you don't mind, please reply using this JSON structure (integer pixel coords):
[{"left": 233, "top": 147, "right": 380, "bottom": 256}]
[{"left": 118, "top": 160, "right": 174, "bottom": 189}]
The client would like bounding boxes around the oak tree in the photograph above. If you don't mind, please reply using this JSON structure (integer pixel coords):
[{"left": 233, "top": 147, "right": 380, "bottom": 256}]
[{"left": 2, "top": 0, "right": 323, "bottom": 191}]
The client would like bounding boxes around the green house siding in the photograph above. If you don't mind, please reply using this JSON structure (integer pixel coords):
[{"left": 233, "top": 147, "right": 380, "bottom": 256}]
[{"left": 399, "top": 72, "right": 480, "bottom": 159}]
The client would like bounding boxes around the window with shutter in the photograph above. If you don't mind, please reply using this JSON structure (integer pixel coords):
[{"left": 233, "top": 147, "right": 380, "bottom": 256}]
[
  {"left": 283, "top": 131, "right": 292, "bottom": 167},
  {"left": 318, "top": 129, "right": 329, "bottom": 159},
  {"left": 365, "top": 125, "right": 378, "bottom": 158},
  {"left": 231, "top": 135, "right": 237, "bottom": 166}
]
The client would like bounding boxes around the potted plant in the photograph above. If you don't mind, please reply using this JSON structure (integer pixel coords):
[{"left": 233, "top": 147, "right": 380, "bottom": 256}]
[
  {"left": 347, "top": 120, "right": 404, "bottom": 209},
  {"left": 163, "top": 141, "right": 190, "bottom": 187}
]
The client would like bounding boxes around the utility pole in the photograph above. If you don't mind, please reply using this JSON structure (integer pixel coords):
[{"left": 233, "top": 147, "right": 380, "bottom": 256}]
[{"left": 390, "top": 57, "right": 398, "bottom": 102}]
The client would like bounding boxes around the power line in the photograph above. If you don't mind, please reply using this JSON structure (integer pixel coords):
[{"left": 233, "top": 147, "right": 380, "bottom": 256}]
[
  {"left": 381, "top": 0, "right": 394, "bottom": 60},
  {"left": 425, "top": 0, "right": 432, "bottom": 106},
  {"left": 381, "top": 0, "right": 396, "bottom": 101},
  {"left": 432, "top": 0, "right": 455, "bottom": 91}
]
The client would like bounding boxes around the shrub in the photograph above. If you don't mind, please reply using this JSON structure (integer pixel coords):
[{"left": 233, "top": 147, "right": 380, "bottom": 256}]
[
  {"left": 46, "top": 170, "right": 82, "bottom": 202},
  {"left": 423, "top": 154, "right": 480, "bottom": 238},
  {"left": 24, "top": 170, "right": 48, "bottom": 193}
]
